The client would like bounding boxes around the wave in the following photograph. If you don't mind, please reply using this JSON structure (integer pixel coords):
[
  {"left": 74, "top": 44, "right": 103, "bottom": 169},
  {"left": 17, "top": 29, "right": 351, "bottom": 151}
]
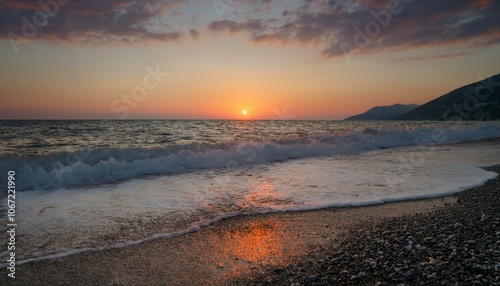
[
  {"left": 1, "top": 125, "right": 499, "bottom": 191},
  {"left": 1, "top": 169, "right": 497, "bottom": 269}
]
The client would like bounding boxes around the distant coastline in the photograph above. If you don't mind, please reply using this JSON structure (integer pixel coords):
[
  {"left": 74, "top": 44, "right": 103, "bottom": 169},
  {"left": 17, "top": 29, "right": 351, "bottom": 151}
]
[{"left": 345, "top": 73, "right": 500, "bottom": 121}]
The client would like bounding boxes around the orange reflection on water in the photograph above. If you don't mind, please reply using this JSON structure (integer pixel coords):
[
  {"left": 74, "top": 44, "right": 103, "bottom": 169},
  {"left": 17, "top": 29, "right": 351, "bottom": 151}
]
[
  {"left": 222, "top": 219, "right": 284, "bottom": 264},
  {"left": 239, "top": 181, "right": 286, "bottom": 209}
]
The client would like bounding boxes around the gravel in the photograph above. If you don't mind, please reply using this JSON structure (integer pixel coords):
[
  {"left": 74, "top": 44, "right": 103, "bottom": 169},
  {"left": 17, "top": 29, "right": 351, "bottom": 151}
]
[{"left": 237, "top": 166, "right": 500, "bottom": 286}]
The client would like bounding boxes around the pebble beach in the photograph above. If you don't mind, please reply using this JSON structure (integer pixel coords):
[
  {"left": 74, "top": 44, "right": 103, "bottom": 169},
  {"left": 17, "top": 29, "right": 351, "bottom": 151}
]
[
  {"left": 243, "top": 165, "right": 500, "bottom": 286},
  {"left": 0, "top": 165, "right": 497, "bottom": 285}
]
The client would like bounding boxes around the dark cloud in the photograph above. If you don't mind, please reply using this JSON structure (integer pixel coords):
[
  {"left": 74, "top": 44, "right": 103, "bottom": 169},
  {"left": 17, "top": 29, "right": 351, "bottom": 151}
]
[
  {"left": 1, "top": 0, "right": 187, "bottom": 47},
  {"left": 207, "top": 0, "right": 500, "bottom": 59},
  {"left": 207, "top": 19, "right": 265, "bottom": 33},
  {"left": 189, "top": 28, "right": 199, "bottom": 40},
  {"left": 2, "top": 0, "right": 499, "bottom": 59}
]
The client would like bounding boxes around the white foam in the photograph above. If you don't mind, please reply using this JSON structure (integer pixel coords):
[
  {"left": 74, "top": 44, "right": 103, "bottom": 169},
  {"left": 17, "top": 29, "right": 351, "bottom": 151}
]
[
  {"left": 1, "top": 139, "right": 499, "bottom": 266},
  {"left": 2, "top": 124, "right": 500, "bottom": 191}
]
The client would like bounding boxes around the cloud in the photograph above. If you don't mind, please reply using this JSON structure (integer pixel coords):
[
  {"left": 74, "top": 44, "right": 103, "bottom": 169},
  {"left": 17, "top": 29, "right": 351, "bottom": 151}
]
[
  {"left": 413, "top": 53, "right": 470, "bottom": 61},
  {"left": 189, "top": 28, "right": 199, "bottom": 40},
  {"left": 1, "top": 0, "right": 188, "bottom": 46},
  {"left": 208, "top": 19, "right": 265, "bottom": 34},
  {"left": 206, "top": 0, "right": 500, "bottom": 59},
  {"left": 2, "top": 0, "right": 499, "bottom": 59}
]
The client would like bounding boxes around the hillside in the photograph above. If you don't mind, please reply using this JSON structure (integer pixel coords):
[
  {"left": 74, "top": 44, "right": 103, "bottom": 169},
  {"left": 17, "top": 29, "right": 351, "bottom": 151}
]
[
  {"left": 398, "top": 73, "right": 500, "bottom": 120},
  {"left": 344, "top": 104, "right": 419, "bottom": 120}
]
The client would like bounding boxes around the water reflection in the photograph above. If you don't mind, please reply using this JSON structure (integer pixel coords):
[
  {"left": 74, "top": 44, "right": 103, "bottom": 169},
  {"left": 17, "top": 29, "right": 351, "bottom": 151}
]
[
  {"left": 206, "top": 180, "right": 295, "bottom": 214},
  {"left": 222, "top": 220, "right": 285, "bottom": 265},
  {"left": 240, "top": 181, "right": 284, "bottom": 209}
]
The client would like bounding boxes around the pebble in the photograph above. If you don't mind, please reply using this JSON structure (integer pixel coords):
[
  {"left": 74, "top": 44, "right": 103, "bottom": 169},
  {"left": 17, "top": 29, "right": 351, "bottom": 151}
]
[
  {"left": 307, "top": 274, "right": 318, "bottom": 282},
  {"left": 404, "top": 270, "right": 415, "bottom": 280},
  {"left": 245, "top": 166, "right": 500, "bottom": 286}
]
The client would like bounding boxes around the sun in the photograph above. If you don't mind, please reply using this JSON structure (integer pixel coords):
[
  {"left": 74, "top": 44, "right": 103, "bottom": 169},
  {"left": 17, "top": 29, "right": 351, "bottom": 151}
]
[{"left": 242, "top": 110, "right": 247, "bottom": 115}]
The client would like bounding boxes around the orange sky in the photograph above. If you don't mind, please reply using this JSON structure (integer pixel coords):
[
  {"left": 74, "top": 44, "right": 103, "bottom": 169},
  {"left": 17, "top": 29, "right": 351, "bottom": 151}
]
[{"left": 0, "top": 1, "right": 499, "bottom": 119}]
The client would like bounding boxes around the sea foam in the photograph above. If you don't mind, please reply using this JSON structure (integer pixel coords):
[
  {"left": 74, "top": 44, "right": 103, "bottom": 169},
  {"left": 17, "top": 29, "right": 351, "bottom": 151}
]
[{"left": 1, "top": 125, "right": 500, "bottom": 191}]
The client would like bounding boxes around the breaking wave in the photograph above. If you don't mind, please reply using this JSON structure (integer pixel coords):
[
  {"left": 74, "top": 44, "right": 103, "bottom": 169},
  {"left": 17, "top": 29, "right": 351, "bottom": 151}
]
[{"left": 2, "top": 125, "right": 499, "bottom": 191}]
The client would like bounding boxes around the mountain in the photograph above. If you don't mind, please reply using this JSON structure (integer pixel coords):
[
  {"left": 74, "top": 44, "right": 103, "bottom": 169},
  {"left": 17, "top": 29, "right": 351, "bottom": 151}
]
[
  {"left": 398, "top": 73, "right": 500, "bottom": 120},
  {"left": 344, "top": 104, "right": 419, "bottom": 120}
]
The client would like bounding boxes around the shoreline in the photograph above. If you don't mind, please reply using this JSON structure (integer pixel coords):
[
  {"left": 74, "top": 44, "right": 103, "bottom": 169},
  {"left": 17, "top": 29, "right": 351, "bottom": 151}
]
[
  {"left": 2, "top": 137, "right": 498, "bottom": 268},
  {"left": 1, "top": 165, "right": 499, "bottom": 285},
  {"left": 245, "top": 165, "right": 500, "bottom": 285}
]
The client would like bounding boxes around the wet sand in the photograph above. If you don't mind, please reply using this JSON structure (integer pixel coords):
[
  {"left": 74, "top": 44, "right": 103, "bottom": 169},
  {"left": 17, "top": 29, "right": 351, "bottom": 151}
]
[
  {"left": 1, "top": 191, "right": 460, "bottom": 285},
  {"left": 1, "top": 138, "right": 499, "bottom": 285},
  {"left": 246, "top": 165, "right": 500, "bottom": 285}
]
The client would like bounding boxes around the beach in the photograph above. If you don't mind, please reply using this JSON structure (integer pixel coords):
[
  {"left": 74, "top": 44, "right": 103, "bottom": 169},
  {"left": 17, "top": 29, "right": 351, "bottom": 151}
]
[
  {"left": 1, "top": 123, "right": 500, "bottom": 285},
  {"left": 2, "top": 0, "right": 499, "bottom": 284},
  {"left": 246, "top": 165, "right": 500, "bottom": 286},
  {"left": 1, "top": 163, "right": 498, "bottom": 285}
]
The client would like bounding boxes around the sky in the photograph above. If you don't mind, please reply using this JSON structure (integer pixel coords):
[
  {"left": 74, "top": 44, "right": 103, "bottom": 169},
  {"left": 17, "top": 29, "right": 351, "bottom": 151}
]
[{"left": 0, "top": 0, "right": 499, "bottom": 120}]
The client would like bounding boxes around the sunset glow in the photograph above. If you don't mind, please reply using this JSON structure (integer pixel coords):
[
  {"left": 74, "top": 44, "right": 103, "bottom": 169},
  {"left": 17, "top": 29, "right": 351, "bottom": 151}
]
[
  {"left": 222, "top": 220, "right": 284, "bottom": 264},
  {"left": 0, "top": 1, "right": 499, "bottom": 119}
]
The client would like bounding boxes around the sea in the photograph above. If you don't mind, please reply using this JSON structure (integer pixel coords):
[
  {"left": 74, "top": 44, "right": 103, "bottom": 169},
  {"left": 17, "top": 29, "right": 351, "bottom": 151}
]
[{"left": 1, "top": 120, "right": 500, "bottom": 266}]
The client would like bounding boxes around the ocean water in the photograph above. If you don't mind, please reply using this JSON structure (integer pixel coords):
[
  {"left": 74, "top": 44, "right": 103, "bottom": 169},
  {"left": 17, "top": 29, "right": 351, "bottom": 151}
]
[{"left": 1, "top": 120, "right": 500, "bottom": 265}]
